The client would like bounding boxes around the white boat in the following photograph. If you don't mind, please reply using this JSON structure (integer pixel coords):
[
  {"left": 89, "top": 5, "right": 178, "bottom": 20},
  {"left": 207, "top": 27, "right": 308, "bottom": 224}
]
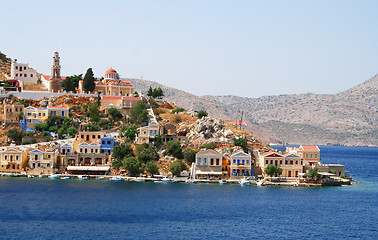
[
  {"left": 240, "top": 179, "right": 251, "bottom": 186},
  {"left": 48, "top": 174, "right": 59, "bottom": 179},
  {"left": 38, "top": 175, "right": 44, "bottom": 178},
  {"left": 186, "top": 179, "right": 198, "bottom": 184},
  {"left": 161, "top": 177, "right": 173, "bottom": 183},
  {"left": 256, "top": 181, "right": 265, "bottom": 187},
  {"left": 27, "top": 175, "right": 34, "bottom": 178},
  {"left": 77, "top": 175, "right": 88, "bottom": 180},
  {"left": 97, "top": 177, "right": 104, "bottom": 180},
  {"left": 60, "top": 176, "right": 71, "bottom": 180},
  {"left": 219, "top": 179, "right": 227, "bottom": 184},
  {"left": 135, "top": 179, "right": 145, "bottom": 182},
  {"left": 109, "top": 176, "right": 123, "bottom": 182}
]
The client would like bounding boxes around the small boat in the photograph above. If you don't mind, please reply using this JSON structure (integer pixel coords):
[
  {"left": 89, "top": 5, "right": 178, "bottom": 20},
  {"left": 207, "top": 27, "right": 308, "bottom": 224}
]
[
  {"left": 219, "top": 179, "right": 227, "bottom": 184},
  {"left": 186, "top": 179, "right": 198, "bottom": 184},
  {"left": 135, "top": 179, "right": 145, "bottom": 182},
  {"left": 109, "top": 176, "right": 123, "bottom": 182},
  {"left": 161, "top": 177, "right": 173, "bottom": 183},
  {"left": 96, "top": 177, "right": 104, "bottom": 180},
  {"left": 38, "top": 175, "right": 45, "bottom": 178},
  {"left": 48, "top": 174, "right": 59, "bottom": 179},
  {"left": 240, "top": 179, "right": 251, "bottom": 186},
  {"left": 60, "top": 176, "right": 71, "bottom": 180},
  {"left": 27, "top": 175, "right": 34, "bottom": 178},
  {"left": 256, "top": 181, "right": 265, "bottom": 187},
  {"left": 77, "top": 175, "right": 88, "bottom": 180}
]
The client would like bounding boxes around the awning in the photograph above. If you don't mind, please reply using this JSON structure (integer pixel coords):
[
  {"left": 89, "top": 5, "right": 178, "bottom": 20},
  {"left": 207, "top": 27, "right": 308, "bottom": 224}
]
[
  {"left": 318, "top": 172, "right": 336, "bottom": 176},
  {"left": 196, "top": 171, "right": 222, "bottom": 175},
  {"left": 67, "top": 166, "right": 110, "bottom": 171}
]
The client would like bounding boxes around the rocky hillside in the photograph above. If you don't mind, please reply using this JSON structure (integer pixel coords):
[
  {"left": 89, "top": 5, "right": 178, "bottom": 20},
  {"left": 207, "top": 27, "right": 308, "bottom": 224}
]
[
  {"left": 129, "top": 74, "right": 378, "bottom": 147},
  {"left": 0, "top": 52, "right": 12, "bottom": 81}
]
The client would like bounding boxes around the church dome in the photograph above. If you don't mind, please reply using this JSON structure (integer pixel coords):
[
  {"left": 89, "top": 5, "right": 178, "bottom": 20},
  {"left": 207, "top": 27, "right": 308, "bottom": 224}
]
[{"left": 105, "top": 68, "right": 117, "bottom": 73}]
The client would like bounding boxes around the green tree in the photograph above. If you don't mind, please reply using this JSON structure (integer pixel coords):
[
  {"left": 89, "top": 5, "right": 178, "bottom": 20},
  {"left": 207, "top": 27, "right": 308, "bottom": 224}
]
[
  {"left": 197, "top": 110, "right": 208, "bottom": 118},
  {"left": 122, "top": 157, "right": 141, "bottom": 177},
  {"left": 138, "top": 147, "right": 159, "bottom": 163},
  {"left": 234, "top": 138, "right": 249, "bottom": 152},
  {"left": 62, "top": 76, "right": 74, "bottom": 92},
  {"left": 265, "top": 164, "right": 278, "bottom": 180},
  {"left": 87, "top": 102, "right": 100, "bottom": 122},
  {"left": 203, "top": 142, "right": 218, "bottom": 150},
  {"left": 156, "top": 87, "right": 164, "bottom": 98},
  {"left": 169, "top": 160, "right": 187, "bottom": 176},
  {"left": 133, "top": 91, "right": 139, "bottom": 97},
  {"left": 68, "top": 74, "right": 83, "bottom": 90},
  {"left": 307, "top": 166, "right": 319, "bottom": 183},
  {"left": 108, "top": 107, "right": 123, "bottom": 122},
  {"left": 67, "top": 127, "right": 78, "bottom": 136},
  {"left": 147, "top": 87, "right": 153, "bottom": 98},
  {"left": 35, "top": 123, "right": 49, "bottom": 132},
  {"left": 46, "top": 115, "right": 62, "bottom": 127},
  {"left": 83, "top": 68, "right": 96, "bottom": 93},
  {"left": 144, "top": 161, "right": 159, "bottom": 176},
  {"left": 122, "top": 126, "right": 138, "bottom": 141},
  {"left": 129, "top": 100, "right": 148, "bottom": 124},
  {"left": 165, "top": 140, "right": 184, "bottom": 159},
  {"left": 184, "top": 148, "right": 197, "bottom": 163},
  {"left": 6, "top": 128, "right": 24, "bottom": 144},
  {"left": 154, "top": 134, "right": 163, "bottom": 147},
  {"left": 112, "top": 143, "right": 134, "bottom": 161}
]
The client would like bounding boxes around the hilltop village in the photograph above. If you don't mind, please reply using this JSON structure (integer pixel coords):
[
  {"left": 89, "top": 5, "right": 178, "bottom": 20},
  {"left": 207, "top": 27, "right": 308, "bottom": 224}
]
[{"left": 0, "top": 52, "right": 351, "bottom": 186}]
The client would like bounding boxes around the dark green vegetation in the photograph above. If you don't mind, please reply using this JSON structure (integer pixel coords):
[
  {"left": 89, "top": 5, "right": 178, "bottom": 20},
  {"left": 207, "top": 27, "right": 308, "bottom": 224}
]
[
  {"left": 83, "top": 68, "right": 95, "bottom": 93},
  {"left": 169, "top": 160, "right": 187, "bottom": 176}
]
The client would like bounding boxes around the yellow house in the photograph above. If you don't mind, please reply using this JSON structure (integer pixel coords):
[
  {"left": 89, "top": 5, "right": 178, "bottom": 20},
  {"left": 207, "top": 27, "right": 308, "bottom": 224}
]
[
  {"left": 136, "top": 109, "right": 159, "bottom": 144},
  {"left": 0, "top": 147, "right": 28, "bottom": 172},
  {"left": 258, "top": 151, "right": 303, "bottom": 178},
  {"left": 23, "top": 106, "right": 48, "bottom": 129},
  {"left": 47, "top": 106, "right": 69, "bottom": 118},
  {"left": 287, "top": 145, "right": 320, "bottom": 166},
  {"left": 74, "top": 131, "right": 105, "bottom": 152},
  {"left": 100, "top": 96, "right": 142, "bottom": 116}
]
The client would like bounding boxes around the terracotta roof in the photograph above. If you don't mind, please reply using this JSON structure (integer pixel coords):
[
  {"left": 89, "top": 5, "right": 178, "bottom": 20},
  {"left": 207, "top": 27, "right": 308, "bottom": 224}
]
[
  {"left": 299, "top": 145, "right": 320, "bottom": 151},
  {"left": 105, "top": 68, "right": 117, "bottom": 73},
  {"left": 47, "top": 106, "right": 69, "bottom": 109},
  {"left": 41, "top": 75, "right": 66, "bottom": 80}
]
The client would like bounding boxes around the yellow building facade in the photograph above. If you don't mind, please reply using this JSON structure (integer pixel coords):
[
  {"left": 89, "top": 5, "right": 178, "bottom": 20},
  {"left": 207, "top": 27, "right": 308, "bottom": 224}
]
[{"left": 0, "top": 148, "right": 28, "bottom": 172}]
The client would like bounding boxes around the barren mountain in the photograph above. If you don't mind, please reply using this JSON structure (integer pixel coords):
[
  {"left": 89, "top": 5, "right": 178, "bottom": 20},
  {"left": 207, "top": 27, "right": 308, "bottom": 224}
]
[{"left": 129, "top": 74, "right": 378, "bottom": 147}]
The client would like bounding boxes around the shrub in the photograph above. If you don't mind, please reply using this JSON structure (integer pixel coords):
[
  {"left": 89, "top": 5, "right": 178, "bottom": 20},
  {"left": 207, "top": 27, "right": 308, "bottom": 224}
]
[
  {"left": 171, "top": 108, "right": 185, "bottom": 114},
  {"left": 203, "top": 142, "right": 218, "bottom": 150},
  {"left": 197, "top": 110, "right": 208, "bottom": 118}
]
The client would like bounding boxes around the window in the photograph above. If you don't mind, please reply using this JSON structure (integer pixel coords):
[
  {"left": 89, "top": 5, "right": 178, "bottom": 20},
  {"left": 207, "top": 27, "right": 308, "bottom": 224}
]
[
  {"left": 31, "top": 74, "right": 33, "bottom": 77},
  {"left": 92, "top": 135, "right": 95, "bottom": 139},
  {"left": 265, "top": 160, "right": 268, "bottom": 164},
  {"left": 91, "top": 149, "right": 94, "bottom": 153},
  {"left": 102, "top": 141, "right": 105, "bottom": 144},
  {"left": 280, "top": 160, "right": 282, "bottom": 165},
  {"left": 216, "top": 158, "right": 220, "bottom": 165},
  {"left": 237, "top": 159, "right": 240, "bottom": 165},
  {"left": 233, "top": 159, "right": 236, "bottom": 164},
  {"left": 98, "top": 135, "right": 101, "bottom": 139},
  {"left": 16, "top": 66, "right": 18, "bottom": 70},
  {"left": 242, "top": 159, "right": 245, "bottom": 165},
  {"left": 270, "top": 160, "right": 273, "bottom": 164},
  {"left": 246, "top": 160, "right": 249, "bottom": 164},
  {"left": 104, "top": 102, "right": 107, "bottom": 106},
  {"left": 81, "top": 135, "right": 84, "bottom": 139},
  {"left": 16, "top": 73, "right": 18, "bottom": 77},
  {"left": 24, "top": 74, "right": 27, "bottom": 77},
  {"left": 24, "top": 66, "right": 26, "bottom": 70},
  {"left": 95, "top": 149, "right": 98, "bottom": 153},
  {"left": 310, "top": 153, "right": 313, "bottom": 159},
  {"left": 295, "top": 160, "right": 298, "bottom": 165},
  {"left": 15, "top": 155, "right": 19, "bottom": 161},
  {"left": 315, "top": 153, "right": 318, "bottom": 159},
  {"left": 306, "top": 153, "right": 309, "bottom": 158},
  {"left": 285, "top": 160, "right": 288, "bottom": 165},
  {"left": 198, "top": 158, "right": 201, "bottom": 165},
  {"left": 290, "top": 160, "right": 293, "bottom": 165},
  {"left": 210, "top": 158, "right": 214, "bottom": 165},
  {"left": 204, "top": 158, "right": 207, "bottom": 165},
  {"left": 4, "top": 155, "right": 7, "bottom": 160},
  {"left": 107, "top": 141, "right": 111, "bottom": 144},
  {"left": 80, "top": 148, "right": 83, "bottom": 153},
  {"left": 35, "top": 155, "right": 38, "bottom": 160}
]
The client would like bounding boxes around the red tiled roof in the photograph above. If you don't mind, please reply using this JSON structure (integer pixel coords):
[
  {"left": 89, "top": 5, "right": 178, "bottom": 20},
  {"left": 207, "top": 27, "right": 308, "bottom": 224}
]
[
  {"left": 122, "top": 97, "right": 142, "bottom": 100},
  {"left": 299, "top": 145, "right": 320, "bottom": 151},
  {"left": 102, "top": 96, "right": 122, "bottom": 100},
  {"left": 47, "top": 106, "right": 69, "bottom": 109},
  {"left": 41, "top": 75, "right": 67, "bottom": 80},
  {"left": 105, "top": 68, "right": 117, "bottom": 73}
]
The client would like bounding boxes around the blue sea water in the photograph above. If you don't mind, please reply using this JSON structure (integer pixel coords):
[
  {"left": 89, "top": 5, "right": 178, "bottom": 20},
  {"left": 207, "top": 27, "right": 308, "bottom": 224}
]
[{"left": 0, "top": 146, "right": 377, "bottom": 240}]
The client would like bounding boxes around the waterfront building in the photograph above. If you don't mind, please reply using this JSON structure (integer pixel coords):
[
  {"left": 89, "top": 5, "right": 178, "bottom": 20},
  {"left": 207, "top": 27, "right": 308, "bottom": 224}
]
[
  {"left": 230, "top": 150, "right": 252, "bottom": 179},
  {"left": 230, "top": 150, "right": 252, "bottom": 178},
  {"left": 78, "top": 68, "right": 134, "bottom": 96},
  {"left": 29, "top": 149, "right": 58, "bottom": 174},
  {"left": 100, "top": 96, "right": 142, "bottom": 115},
  {"left": 287, "top": 145, "right": 320, "bottom": 165},
  {"left": 10, "top": 60, "right": 38, "bottom": 84},
  {"left": 74, "top": 131, "right": 105, "bottom": 152},
  {"left": 3, "top": 103, "right": 24, "bottom": 122},
  {"left": 257, "top": 151, "right": 303, "bottom": 178},
  {"left": 194, "top": 149, "right": 223, "bottom": 180},
  {"left": 79, "top": 141, "right": 101, "bottom": 154},
  {"left": 0, "top": 147, "right": 28, "bottom": 172},
  {"left": 100, "top": 137, "right": 114, "bottom": 155}
]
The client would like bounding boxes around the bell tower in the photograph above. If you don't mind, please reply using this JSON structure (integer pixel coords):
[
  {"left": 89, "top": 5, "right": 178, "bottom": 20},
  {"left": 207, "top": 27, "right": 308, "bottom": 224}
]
[{"left": 49, "top": 51, "right": 62, "bottom": 93}]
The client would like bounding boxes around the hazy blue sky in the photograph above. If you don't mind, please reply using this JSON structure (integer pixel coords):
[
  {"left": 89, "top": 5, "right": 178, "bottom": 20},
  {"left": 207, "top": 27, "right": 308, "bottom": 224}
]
[{"left": 1, "top": 0, "right": 377, "bottom": 98}]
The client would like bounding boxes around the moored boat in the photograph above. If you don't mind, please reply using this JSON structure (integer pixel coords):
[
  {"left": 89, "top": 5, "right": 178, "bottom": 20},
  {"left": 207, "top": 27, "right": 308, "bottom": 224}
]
[
  {"left": 109, "top": 176, "right": 123, "bottom": 182},
  {"left": 161, "top": 177, "right": 173, "bottom": 183},
  {"left": 77, "top": 175, "right": 88, "bottom": 180},
  {"left": 48, "top": 174, "right": 59, "bottom": 179},
  {"left": 219, "top": 179, "right": 227, "bottom": 184},
  {"left": 60, "top": 176, "right": 71, "bottom": 180},
  {"left": 256, "top": 181, "right": 265, "bottom": 187},
  {"left": 27, "top": 175, "right": 34, "bottom": 178},
  {"left": 135, "top": 179, "right": 145, "bottom": 182},
  {"left": 240, "top": 179, "right": 251, "bottom": 186}
]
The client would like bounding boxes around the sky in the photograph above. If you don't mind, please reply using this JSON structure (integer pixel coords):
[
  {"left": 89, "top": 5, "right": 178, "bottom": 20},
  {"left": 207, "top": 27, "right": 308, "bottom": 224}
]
[{"left": 1, "top": 0, "right": 377, "bottom": 98}]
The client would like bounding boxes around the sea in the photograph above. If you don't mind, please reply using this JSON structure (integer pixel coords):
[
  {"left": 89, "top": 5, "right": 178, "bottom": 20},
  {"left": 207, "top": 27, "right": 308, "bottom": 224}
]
[{"left": 0, "top": 146, "right": 377, "bottom": 240}]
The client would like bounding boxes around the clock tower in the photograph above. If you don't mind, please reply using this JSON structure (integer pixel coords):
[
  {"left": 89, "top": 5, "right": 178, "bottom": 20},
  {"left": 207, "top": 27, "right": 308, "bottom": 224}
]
[{"left": 49, "top": 51, "right": 62, "bottom": 93}]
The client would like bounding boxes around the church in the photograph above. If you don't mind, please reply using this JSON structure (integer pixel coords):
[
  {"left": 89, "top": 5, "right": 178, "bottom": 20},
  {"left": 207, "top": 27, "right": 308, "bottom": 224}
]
[{"left": 78, "top": 68, "right": 134, "bottom": 96}]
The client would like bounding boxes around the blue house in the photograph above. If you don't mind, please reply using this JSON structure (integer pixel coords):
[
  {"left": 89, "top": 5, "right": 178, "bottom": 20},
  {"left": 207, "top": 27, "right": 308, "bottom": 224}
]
[{"left": 100, "top": 137, "right": 114, "bottom": 155}]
